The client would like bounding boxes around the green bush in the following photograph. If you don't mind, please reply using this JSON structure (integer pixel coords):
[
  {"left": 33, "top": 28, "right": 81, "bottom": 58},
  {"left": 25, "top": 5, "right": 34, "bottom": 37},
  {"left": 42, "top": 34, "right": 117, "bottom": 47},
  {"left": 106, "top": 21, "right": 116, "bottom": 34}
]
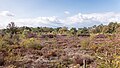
[
  {"left": 20, "top": 38, "right": 43, "bottom": 49},
  {"left": 0, "top": 37, "right": 9, "bottom": 50},
  {"left": 80, "top": 39, "right": 90, "bottom": 49}
]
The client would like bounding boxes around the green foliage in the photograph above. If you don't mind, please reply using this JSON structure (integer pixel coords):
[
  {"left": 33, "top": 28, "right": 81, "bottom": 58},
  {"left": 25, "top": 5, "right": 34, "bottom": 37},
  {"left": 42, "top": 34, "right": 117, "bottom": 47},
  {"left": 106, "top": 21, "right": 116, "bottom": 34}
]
[
  {"left": 20, "top": 38, "right": 43, "bottom": 49},
  {"left": 90, "top": 22, "right": 120, "bottom": 34},
  {"left": 70, "top": 27, "right": 77, "bottom": 35},
  {"left": 0, "top": 34, "right": 20, "bottom": 47},
  {"left": 0, "top": 22, "right": 120, "bottom": 68},
  {"left": 2, "top": 22, "right": 120, "bottom": 36},
  {"left": 77, "top": 27, "right": 90, "bottom": 36},
  {"left": 6, "top": 22, "right": 18, "bottom": 38},
  {"left": 80, "top": 38, "right": 90, "bottom": 49},
  {"left": 0, "top": 38, "right": 6, "bottom": 50},
  {"left": 59, "top": 27, "right": 68, "bottom": 34}
]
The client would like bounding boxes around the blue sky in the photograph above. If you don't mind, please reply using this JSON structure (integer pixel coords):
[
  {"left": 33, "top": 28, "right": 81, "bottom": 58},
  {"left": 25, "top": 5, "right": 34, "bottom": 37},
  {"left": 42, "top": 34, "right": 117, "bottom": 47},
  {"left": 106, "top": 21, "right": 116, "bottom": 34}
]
[
  {"left": 0, "top": 0, "right": 120, "bottom": 28},
  {"left": 0, "top": 0, "right": 119, "bottom": 17}
]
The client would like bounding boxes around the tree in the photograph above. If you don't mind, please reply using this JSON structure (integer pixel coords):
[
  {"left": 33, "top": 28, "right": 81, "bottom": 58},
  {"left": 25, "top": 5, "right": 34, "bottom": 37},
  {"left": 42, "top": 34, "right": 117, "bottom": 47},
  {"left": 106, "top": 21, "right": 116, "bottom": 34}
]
[
  {"left": 81, "top": 27, "right": 89, "bottom": 35},
  {"left": 106, "top": 22, "right": 119, "bottom": 33},
  {"left": 59, "top": 27, "right": 68, "bottom": 34},
  {"left": 7, "top": 22, "right": 18, "bottom": 38},
  {"left": 70, "top": 27, "right": 77, "bottom": 35}
]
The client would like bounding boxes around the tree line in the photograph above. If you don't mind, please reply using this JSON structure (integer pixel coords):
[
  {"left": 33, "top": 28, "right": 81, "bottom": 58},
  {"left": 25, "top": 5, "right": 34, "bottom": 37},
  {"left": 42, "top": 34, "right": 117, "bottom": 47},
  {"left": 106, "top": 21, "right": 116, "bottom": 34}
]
[{"left": 1, "top": 22, "right": 120, "bottom": 37}]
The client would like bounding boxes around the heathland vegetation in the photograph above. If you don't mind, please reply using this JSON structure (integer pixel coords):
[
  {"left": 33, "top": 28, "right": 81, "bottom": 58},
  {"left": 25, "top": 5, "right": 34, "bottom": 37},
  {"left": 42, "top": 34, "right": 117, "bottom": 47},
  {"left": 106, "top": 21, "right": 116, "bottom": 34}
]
[{"left": 0, "top": 22, "right": 120, "bottom": 68}]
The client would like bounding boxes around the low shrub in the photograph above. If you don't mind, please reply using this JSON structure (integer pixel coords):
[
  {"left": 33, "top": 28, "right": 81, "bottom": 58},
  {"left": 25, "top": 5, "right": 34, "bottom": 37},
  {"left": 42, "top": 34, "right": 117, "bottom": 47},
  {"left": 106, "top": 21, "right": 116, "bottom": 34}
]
[
  {"left": 80, "top": 38, "right": 90, "bottom": 49},
  {"left": 20, "top": 38, "right": 43, "bottom": 50}
]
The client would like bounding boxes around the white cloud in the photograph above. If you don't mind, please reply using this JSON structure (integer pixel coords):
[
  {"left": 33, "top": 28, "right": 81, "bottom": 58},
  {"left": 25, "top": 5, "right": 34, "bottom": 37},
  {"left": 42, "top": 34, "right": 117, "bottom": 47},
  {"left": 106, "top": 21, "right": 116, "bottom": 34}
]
[
  {"left": 14, "top": 16, "right": 63, "bottom": 27},
  {"left": 0, "top": 11, "right": 14, "bottom": 17},
  {"left": 0, "top": 11, "right": 120, "bottom": 29},
  {"left": 64, "top": 11, "right": 70, "bottom": 15},
  {"left": 74, "top": 12, "right": 120, "bottom": 23},
  {"left": 0, "top": 11, "right": 15, "bottom": 29},
  {"left": 64, "top": 12, "right": 120, "bottom": 27}
]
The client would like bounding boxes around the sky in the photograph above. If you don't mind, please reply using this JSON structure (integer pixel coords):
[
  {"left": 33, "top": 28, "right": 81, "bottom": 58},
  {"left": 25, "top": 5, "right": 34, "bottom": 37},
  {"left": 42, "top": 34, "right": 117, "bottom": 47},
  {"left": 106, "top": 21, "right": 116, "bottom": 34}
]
[{"left": 0, "top": 0, "right": 120, "bottom": 28}]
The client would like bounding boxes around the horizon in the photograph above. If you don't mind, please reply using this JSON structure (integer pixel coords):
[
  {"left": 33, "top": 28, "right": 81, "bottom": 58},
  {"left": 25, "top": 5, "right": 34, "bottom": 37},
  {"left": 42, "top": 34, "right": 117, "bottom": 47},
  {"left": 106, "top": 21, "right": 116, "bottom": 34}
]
[{"left": 0, "top": 0, "right": 120, "bottom": 28}]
